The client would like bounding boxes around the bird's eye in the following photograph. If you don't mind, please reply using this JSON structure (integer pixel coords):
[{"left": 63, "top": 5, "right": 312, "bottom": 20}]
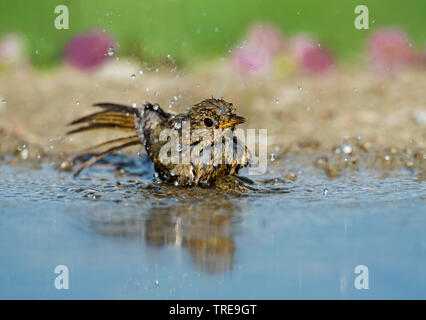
[{"left": 204, "top": 118, "right": 213, "bottom": 127}]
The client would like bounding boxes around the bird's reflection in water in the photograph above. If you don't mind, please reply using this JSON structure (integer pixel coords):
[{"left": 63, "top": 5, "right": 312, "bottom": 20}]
[
  {"left": 87, "top": 185, "right": 242, "bottom": 274},
  {"left": 85, "top": 174, "right": 291, "bottom": 274},
  {"left": 144, "top": 196, "right": 240, "bottom": 274}
]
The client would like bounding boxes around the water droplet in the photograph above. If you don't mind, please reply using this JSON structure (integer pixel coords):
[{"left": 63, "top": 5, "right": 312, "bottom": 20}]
[
  {"left": 317, "top": 43, "right": 321, "bottom": 47},
  {"left": 174, "top": 181, "right": 179, "bottom": 186},
  {"left": 21, "top": 149, "right": 29, "bottom": 160},
  {"left": 353, "top": 87, "right": 358, "bottom": 93},
  {"left": 107, "top": 47, "right": 115, "bottom": 57},
  {"left": 130, "top": 74, "right": 136, "bottom": 79},
  {"left": 76, "top": 101, "right": 80, "bottom": 106},
  {"left": 275, "top": 99, "right": 280, "bottom": 104},
  {"left": 342, "top": 141, "right": 353, "bottom": 154},
  {"left": 35, "top": 50, "right": 39, "bottom": 55},
  {"left": 132, "top": 103, "right": 137, "bottom": 108},
  {"left": 306, "top": 106, "right": 311, "bottom": 111},
  {"left": 214, "top": 27, "right": 219, "bottom": 32},
  {"left": 154, "top": 91, "right": 159, "bottom": 97},
  {"left": 154, "top": 280, "right": 159, "bottom": 286},
  {"left": 138, "top": 69, "right": 144, "bottom": 75},
  {"left": 384, "top": 155, "right": 390, "bottom": 161},
  {"left": 298, "top": 85, "right": 302, "bottom": 91},
  {"left": 1, "top": 99, "right": 6, "bottom": 104},
  {"left": 323, "top": 188, "right": 329, "bottom": 196},
  {"left": 270, "top": 153, "right": 276, "bottom": 162}
]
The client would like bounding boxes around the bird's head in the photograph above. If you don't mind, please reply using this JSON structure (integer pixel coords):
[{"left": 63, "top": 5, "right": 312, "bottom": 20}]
[{"left": 187, "top": 98, "right": 246, "bottom": 132}]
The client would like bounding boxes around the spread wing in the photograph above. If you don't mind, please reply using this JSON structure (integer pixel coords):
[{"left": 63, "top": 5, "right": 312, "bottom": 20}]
[{"left": 66, "top": 102, "right": 143, "bottom": 176}]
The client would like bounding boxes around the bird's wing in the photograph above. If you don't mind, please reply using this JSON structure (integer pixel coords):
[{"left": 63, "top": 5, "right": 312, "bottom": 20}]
[{"left": 67, "top": 102, "right": 143, "bottom": 176}]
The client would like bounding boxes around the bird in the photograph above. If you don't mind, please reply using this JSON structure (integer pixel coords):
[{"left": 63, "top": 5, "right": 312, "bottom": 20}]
[{"left": 67, "top": 98, "right": 251, "bottom": 187}]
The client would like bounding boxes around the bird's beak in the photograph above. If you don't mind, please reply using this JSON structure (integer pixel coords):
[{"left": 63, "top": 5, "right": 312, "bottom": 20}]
[{"left": 219, "top": 115, "right": 246, "bottom": 128}]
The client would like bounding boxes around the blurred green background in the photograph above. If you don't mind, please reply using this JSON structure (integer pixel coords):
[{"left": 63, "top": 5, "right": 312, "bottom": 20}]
[{"left": 0, "top": 0, "right": 425, "bottom": 68}]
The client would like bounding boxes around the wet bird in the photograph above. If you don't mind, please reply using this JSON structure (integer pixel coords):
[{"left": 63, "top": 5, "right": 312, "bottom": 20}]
[{"left": 67, "top": 98, "right": 250, "bottom": 187}]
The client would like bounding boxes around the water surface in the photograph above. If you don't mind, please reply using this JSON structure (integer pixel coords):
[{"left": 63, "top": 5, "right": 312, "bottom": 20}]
[{"left": 0, "top": 156, "right": 425, "bottom": 299}]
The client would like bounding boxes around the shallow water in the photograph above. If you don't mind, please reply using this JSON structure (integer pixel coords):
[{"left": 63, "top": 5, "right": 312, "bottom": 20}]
[{"left": 0, "top": 155, "right": 425, "bottom": 299}]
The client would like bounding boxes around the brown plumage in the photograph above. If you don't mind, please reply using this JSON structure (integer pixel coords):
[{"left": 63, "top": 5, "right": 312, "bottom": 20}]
[{"left": 67, "top": 98, "right": 250, "bottom": 187}]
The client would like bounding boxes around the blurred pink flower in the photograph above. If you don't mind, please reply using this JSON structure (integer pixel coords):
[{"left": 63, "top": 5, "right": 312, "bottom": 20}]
[
  {"left": 289, "top": 34, "right": 335, "bottom": 73},
  {"left": 289, "top": 34, "right": 316, "bottom": 61},
  {"left": 65, "top": 31, "right": 114, "bottom": 70},
  {"left": 300, "top": 46, "right": 335, "bottom": 73},
  {"left": 232, "top": 44, "right": 270, "bottom": 75},
  {"left": 231, "top": 25, "right": 336, "bottom": 76},
  {"left": 247, "top": 24, "right": 286, "bottom": 56},
  {"left": 0, "top": 33, "right": 24, "bottom": 65},
  {"left": 423, "top": 44, "right": 426, "bottom": 66},
  {"left": 368, "top": 28, "right": 416, "bottom": 72}
]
